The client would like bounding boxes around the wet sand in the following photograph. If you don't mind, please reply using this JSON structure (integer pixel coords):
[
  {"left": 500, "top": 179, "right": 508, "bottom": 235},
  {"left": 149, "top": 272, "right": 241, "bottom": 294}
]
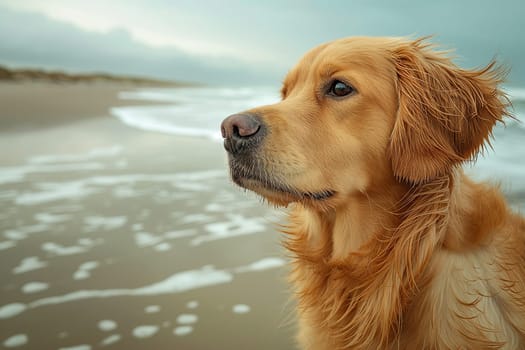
[
  {"left": 0, "top": 82, "right": 173, "bottom": 131},
  {"left": 0, "top": 82, "right": 295, "bottom": 349}
]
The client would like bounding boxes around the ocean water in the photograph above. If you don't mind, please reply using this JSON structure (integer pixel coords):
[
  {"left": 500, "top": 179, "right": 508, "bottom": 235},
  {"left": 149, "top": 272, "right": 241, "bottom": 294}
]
[
  {"left": 112, "top": 87, "right": 280, "bottom": 141},
  {"left": 111, "top": 85, "right": 525, "bottom": 203}
]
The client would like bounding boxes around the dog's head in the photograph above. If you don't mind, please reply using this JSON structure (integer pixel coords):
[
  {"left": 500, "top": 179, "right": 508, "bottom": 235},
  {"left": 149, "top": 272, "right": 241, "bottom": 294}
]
[{"left": 221, "top": 37, "right": 508, "bottom": 208}]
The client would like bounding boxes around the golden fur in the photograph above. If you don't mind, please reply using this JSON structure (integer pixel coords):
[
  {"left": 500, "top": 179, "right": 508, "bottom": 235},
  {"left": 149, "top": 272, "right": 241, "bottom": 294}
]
[{"left": 223, "top": 37, "right": 525, "bottom": 349}]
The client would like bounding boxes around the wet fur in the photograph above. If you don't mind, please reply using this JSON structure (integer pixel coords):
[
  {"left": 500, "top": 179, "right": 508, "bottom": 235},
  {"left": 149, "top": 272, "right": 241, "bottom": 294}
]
[{"left": 226, "top": 37, "right": 525, "bottom": 349}]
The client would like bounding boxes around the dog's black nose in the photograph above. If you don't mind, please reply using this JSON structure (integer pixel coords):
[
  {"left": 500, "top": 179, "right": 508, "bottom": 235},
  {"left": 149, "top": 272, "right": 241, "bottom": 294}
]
[
  {"left": 221, "top": 113, "right": 261, "bottom": 139},
  {"left": 221, "top": 113, "right": 264, "bottom": 154}
]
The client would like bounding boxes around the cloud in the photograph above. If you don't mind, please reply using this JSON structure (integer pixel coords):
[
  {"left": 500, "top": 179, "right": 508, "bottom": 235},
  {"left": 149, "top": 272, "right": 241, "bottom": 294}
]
[
  {"left": 0, "top": 1, "right": 524, "bottom": 85},
  {"left": 0, "top": 6, "right": 284, "bottom": 84}
]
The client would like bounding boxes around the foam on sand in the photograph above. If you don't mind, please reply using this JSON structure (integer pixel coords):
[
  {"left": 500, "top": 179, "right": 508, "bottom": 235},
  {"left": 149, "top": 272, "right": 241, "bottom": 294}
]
[
  {"left": 12, "top": 256, "right": 48, "bottom": 274},
  {"left": 83, "top": 216, "right": 127, "bottom": 231},
  {"left": 29, "top": 145, "right": 123, "bottom": 164},
  {"left": 0, "top": 303, "right": 27, "bottom": 319},
  {"left": 0, "top": 257, "right": 285, "bottom": 319},
  {"left": 58, "top": 345, "right": 91, "bottom": 350},
  {"left": 73, "top": 261, "right": 100, "bottom": 280},
  {"left": 176, "top": 314, "right": 198, "bottom": 325},
  {"left": 0, "top": 163, "right": 104, "bottom": 185},
  {"left": 4, "top": 224, "right": 49, "bottom": 240},
  {"left": 173, "top": 326, "right": 193, "bottom": 336},
  {"left": 0, "top": 240, "right": 16, "bottom": 251},
  {"left": 42, "top": 242, "right": 88, "bottom": 256},
  {"left": 2, "top": 334, "right": 28, "bottom": 348},
  {"left": 191, "top": 214, "right": 268, "bottom": 246},
  {"left": 132, "top": 325, "right": 158, "bottom": 338},
  {"left": 21, "top": 282, "right": 49, "bottom": 294},
  {"left": 100, "top": 334, "right": 121, "bottom": 346},
  {"left": 234, "top": 257, "right": 286, "bottom": 273},
  {"left": 144, "top": 305, "right": 160, "bottom": 313},
  {"left": 186, "top": 301, "right": 199, "bottom": 309},
  {"left": 98, "top": 320, "right": 117, "bottom": 332},
  {"left": 232, "top": 304, "right": 251, "bottom": 314},
  {"left": 34, "top": 212, "right": 72, "bottom": 224},
  {"left": 14, "top": 170, "right": 225, "bottom": 206}
]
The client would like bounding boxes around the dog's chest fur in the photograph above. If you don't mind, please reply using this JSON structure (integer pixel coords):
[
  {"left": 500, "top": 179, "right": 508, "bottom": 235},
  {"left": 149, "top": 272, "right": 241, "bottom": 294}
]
[{"left": 285, "top": 188, "right": 525, "bottom": 350}]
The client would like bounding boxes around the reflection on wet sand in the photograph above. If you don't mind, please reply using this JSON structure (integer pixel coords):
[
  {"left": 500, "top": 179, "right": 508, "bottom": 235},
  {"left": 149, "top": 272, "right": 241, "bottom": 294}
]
[{"left": 0, "top": 96, "right": 293, "bottom": 349}]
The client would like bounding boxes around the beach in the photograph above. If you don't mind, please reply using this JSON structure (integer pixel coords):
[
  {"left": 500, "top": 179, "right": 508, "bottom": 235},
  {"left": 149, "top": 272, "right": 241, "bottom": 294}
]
[
  {"left": 1, "top": 80, "right": 524, "bottom": 350},
  {"left": 0, "top": 82, "right": 295, "bottom": 350}
]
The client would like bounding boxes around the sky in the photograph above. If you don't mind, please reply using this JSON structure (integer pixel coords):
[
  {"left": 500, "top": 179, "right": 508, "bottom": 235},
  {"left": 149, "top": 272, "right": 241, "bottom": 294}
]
[{"left": 0, "top": 0, "right": 524, "bottom": 86}]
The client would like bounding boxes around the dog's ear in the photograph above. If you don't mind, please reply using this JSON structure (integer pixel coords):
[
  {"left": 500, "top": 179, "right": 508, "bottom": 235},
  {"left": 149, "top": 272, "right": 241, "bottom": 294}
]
[{"left": 389, "top": 38, "right": 509, "bottom": 183}]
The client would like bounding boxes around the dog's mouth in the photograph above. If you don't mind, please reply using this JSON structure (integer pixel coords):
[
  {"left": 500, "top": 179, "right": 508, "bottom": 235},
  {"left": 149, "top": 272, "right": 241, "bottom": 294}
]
[
  {"left": 229, "top": 161, "right": 335, "bottom": 204},
  {"left": 241, "top": 177, "right": 335, "bottom": 201}
]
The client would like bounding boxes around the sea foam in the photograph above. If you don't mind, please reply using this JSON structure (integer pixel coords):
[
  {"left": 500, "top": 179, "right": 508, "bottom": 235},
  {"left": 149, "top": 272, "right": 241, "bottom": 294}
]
[{"left": 111, "top": 86, "right": 280, "bottom": 141}]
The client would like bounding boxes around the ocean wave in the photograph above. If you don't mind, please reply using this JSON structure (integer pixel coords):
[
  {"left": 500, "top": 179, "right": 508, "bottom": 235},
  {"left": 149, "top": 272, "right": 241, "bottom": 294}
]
[
  {"left": 506, "top": 86, "right": 525, "bottom": 102},
  {"left": 112, "top": 86, "right": 280, "bottom": 140},
  {"left": 118, "top": 86, "right": 278, "bottom": 105},
  {"left": 111, "top": 106, "right": 222, "bottom": 141}
]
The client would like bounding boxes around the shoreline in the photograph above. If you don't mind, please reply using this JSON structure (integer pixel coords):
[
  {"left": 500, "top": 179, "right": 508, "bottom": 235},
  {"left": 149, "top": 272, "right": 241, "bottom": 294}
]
[
  {"left": 0, "top": 81, "right": 177, "bottom": 132},
  {"left": 0, "top": 81, "right": 294, "bottom": 350}
]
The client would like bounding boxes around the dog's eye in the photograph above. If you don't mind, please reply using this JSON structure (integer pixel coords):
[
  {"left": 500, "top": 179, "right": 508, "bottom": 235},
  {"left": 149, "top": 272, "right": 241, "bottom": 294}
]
[{"left": 328, "top": 80, "right": 355, "bottom": 97}]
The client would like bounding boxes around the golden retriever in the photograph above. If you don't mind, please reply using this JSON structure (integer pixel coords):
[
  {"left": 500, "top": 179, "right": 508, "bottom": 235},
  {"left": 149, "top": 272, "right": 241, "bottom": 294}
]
[{"left": 221, "top": 37, "right": 525, "bottom": 349}]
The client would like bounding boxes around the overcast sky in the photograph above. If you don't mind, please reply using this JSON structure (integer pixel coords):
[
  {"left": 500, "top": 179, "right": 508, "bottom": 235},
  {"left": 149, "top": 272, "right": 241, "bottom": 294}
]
[{"left": 0, "top": 0, "right": 524, "bottom": 86}]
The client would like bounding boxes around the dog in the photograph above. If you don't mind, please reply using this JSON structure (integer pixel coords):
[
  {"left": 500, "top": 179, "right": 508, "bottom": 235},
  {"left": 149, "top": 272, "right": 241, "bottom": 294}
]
[{"left": 221, "top": 37, "right": 525, "bottom": 349}]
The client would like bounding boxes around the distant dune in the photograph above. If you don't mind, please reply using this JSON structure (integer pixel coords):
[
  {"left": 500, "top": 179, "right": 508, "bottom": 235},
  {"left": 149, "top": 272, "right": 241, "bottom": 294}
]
[{"left": 0, "top": 65, "right": 192, "bottom": 86}]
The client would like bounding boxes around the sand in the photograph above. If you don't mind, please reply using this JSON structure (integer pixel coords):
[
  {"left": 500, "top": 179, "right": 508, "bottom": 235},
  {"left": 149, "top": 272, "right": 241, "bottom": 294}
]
[
  {"left": 0, "top": 82, "right": 295, "bottom": 350},
  {"left": 0, "top": 81, "right": 175, "bottom": 131}
]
